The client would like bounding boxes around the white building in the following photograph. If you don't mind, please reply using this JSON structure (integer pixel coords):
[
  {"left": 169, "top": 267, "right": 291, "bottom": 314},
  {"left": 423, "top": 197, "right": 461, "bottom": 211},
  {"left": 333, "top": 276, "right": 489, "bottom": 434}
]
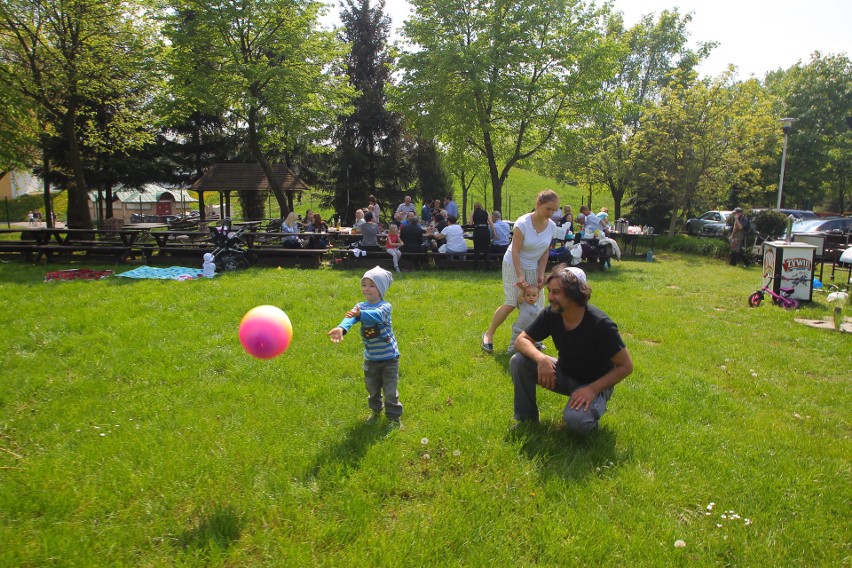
[{"left": 88, "top": 184, "right": 197, "bottom": 222}]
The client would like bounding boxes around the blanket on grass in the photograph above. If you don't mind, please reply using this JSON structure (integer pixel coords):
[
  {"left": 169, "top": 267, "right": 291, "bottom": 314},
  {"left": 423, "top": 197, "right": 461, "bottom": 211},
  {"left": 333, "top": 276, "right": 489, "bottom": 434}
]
[{"left": 117, "top": 265, "right": 207, "bottom": 280}]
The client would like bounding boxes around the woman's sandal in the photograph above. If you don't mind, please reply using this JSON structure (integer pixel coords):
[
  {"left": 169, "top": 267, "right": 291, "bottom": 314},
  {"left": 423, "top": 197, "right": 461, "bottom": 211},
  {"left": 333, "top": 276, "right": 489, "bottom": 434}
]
[{"left": 481, "top": 334, "right": 494, "bottom": 354}]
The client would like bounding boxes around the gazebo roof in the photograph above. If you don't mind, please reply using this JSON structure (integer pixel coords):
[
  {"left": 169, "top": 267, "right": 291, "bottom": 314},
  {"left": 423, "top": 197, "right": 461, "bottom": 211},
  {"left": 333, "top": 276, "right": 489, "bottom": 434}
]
[{"left": 190, "top": 163, "right": 310, "bottom": 193}]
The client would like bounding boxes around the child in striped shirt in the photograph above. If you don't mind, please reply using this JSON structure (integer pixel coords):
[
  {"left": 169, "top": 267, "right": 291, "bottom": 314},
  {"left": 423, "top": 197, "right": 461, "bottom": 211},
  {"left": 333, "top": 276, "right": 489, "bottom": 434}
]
[{"left": 328, "top": 266, "right": 402, "bottom": 427}]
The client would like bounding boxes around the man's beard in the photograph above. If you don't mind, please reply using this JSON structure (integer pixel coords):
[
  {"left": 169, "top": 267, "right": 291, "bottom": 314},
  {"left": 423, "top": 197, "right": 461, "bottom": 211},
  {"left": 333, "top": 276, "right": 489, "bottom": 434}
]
[{"left": 547, "top": 303, "right": 563, "bottom": 314}]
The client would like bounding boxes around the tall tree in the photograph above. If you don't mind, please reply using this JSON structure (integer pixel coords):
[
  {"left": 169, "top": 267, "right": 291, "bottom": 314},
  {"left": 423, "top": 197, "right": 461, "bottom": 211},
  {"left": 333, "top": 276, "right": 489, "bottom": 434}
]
[
  {"left": 161, "top": 0, "right": 352, "bottom": 219},
  {"left": 330, "top": 0, "right": 414, "bottom": 223},
  {"left": 765, "top": 53, "right": 852, "bottom": 212},
  {"left": 397, "top": 0, "right": 616, "bottom": 213},
  {"left": 632, "top": 70, "right": 775, "bottom": 235},
  {"left": 0, "top": 0, "right": 160, "bottom": 228},
  {"left": 547, "top": 9, "right": 712, "bottom": 219}
]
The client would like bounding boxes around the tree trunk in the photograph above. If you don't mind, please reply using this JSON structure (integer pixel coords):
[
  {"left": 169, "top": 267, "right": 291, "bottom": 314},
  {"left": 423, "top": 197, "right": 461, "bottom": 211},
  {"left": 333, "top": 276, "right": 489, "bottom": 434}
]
[
  {"left": 247, "top": 106, "right": 290, "bottom": 218},
  {"left": 62, "top": 110, "right": 93, "bottom": 229},
  {"left": 41, "top": 146, "right": 54, "bottom": 228}
]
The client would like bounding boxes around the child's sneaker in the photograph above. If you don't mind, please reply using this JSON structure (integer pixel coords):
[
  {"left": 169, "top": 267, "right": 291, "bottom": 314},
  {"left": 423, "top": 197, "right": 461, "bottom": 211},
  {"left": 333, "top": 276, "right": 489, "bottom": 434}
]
[
  {"left": 386, "top": 418, "right": 402, "bottom": 432},
  {"left": 365, "top": 412, "right": 381, "bottom": 425}
]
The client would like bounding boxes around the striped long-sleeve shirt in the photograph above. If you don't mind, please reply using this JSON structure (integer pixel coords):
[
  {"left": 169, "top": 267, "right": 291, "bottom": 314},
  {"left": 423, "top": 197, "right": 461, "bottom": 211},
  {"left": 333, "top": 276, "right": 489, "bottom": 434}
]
[{"left": 338, "top": 300, "right": 399, "bottom": 361}]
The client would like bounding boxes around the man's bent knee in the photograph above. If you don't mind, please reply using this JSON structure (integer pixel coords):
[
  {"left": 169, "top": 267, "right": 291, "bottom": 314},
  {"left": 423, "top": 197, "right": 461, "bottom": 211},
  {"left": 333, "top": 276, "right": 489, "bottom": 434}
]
[{"left": 562, "top": 407, "right": 599, "bottom": 434}]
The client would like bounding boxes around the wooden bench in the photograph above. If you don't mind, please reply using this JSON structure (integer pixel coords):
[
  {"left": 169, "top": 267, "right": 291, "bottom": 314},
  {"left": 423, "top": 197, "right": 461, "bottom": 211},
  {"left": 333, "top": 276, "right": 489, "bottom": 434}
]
[
  {"left": 0, "top": 241, "right": 39, "bottom": 262},
  {"left": 37, "top": 243, "right": 138, "bottom": 264},
  {"left": 248, "top": 248, "right": 328, "bottom": 268},
  {"left": 431, "top": 249, "right": 500, "bottom": 270},
  {"left": 329, "top": 249, "right": 430, "bottom": 270}
]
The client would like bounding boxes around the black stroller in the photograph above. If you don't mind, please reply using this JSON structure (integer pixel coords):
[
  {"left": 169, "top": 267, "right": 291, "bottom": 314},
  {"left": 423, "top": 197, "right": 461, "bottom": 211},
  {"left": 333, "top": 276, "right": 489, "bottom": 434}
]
[{"left": 209, "top": 219, "right": 251, "bottom": 271}]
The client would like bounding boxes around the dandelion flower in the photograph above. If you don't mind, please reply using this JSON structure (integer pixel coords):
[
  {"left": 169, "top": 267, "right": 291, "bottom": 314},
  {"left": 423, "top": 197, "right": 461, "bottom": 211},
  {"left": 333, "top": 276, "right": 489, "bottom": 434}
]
[
  {"left": 421, "top": 437, "right": 429, "bottom": 445},
  {"left": 674, "top": 540, "right": 686, "bottom": 548},
  {"left": 453, "top": 449, "right": 461, "bottom": 457},
  {"left": 422, "top": 453, "right": 430, "bottom": 460}
]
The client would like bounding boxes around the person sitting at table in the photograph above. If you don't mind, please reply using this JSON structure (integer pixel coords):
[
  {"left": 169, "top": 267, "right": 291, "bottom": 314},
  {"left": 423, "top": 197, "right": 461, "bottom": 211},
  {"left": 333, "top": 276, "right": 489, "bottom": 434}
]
[
  {"left": 301, "top": 209, "right": 315, "bottom": 232},
  {"left": 385, "top": 223, "right": 403, "bottom": 272},
  {"left": 559, "top": 205, "right": 574, "bottom": 232},
  {"left": 400, "top": 216, "right": 427, "bottom": 253},
  {"left": 308, "top": 213, "right": 329, "bottom": 249},
  {"left": 469, "top": 201, "right": 494, "bottom": 270},
  {"left": 353, "top": 208, "right": 366, "bottom": 231},
  {"left": 430, "top": 215, "right": 467, "bottom": 258},
  {"left": 421, "top": 200, "right": 433, "bottom": 225},
  {"left": 358, "top": 211, "right": 382, "bottom": 251},
  {"left": 431, "top": 199, "right": 443, "bottom": 222},
  {"left": 433, "top": 211, "right": 448, "bottom": 232},
  {"left": 579, "top": 206, "right": 606, "bottom": 240},
  {"left": 597, "top": 207, "right": 610, "bottom": 231},
  {"left": 489, "top": 210, "right": 511, "bottom": 257},
  {"left": 396, "top": 196, "right": 416, "bottom": 217},
  {"left": 390, "top": 211, "right": 405, "bottom": 230},
  {"left": 281, "top": 212, "right": 302, "bottom": 249}
]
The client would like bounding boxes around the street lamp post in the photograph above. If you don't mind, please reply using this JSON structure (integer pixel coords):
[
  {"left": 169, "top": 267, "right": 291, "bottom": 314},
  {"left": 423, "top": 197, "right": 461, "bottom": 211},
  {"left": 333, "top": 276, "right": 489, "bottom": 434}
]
[{"left": 776, "top": 117, "right": 797, "bottom": 209}]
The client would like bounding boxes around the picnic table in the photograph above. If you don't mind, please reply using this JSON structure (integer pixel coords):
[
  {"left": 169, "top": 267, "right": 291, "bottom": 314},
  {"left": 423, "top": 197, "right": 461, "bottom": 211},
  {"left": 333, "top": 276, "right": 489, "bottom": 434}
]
[
  {"left": 0, "top": 227, "right": 157, "bottom": 263},
  {"left": 612, "top": 231, "right": 656, "bottom": 256}
]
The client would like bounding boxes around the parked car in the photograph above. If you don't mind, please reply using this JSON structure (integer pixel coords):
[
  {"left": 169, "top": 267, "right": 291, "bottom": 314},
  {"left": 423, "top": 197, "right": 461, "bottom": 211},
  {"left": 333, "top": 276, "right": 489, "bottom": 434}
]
[
  {"left": 791, "top": 217, "right": 852, "bottom": 237},
  {"left": 684, "top": 210, "right": 731, "bottom": 235},
  {"left": 698, "top": 221, "right": 729, "bottom": 238}
]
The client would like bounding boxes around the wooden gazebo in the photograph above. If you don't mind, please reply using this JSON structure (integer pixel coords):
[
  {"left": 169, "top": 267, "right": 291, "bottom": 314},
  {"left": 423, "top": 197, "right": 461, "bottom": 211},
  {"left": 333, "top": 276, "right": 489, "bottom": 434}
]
[{"left": 190, "top": 163, "right": 310, "bottom": 220}]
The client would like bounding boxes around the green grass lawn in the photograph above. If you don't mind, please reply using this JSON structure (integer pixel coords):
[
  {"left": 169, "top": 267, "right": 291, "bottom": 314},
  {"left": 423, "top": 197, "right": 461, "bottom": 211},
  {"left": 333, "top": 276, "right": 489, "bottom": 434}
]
[{"left": 1, "top": 255, "right": 849, "bottom": 566}]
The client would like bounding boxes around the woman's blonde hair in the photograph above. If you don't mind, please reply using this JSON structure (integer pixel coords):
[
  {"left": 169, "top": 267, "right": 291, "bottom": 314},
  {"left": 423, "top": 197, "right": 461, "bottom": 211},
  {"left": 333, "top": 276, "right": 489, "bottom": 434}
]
[
  {"left": 285, "top": 211, "right": 297, "bottom": 227},
  {"left": 537, "top": 189, "right": 559, "bottom": 205}
]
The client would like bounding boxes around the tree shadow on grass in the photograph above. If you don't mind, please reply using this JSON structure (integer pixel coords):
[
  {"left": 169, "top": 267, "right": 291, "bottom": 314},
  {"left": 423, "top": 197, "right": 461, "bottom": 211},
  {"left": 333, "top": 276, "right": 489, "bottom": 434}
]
[
  {"left": 506, "top": 422, "right": 626, "bottom": 483},
  {"left": 178, "top": 504, "right": 243, "bottom": 553},
  {"left": 300, "top": 420, "right": 386, "bottom": 484}
]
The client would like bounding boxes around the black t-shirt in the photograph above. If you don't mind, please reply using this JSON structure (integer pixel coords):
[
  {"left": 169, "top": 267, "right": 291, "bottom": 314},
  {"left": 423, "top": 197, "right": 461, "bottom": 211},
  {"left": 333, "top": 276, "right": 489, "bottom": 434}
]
[{"left": 525, "top": 304, "right": 626, "bottom": 384}]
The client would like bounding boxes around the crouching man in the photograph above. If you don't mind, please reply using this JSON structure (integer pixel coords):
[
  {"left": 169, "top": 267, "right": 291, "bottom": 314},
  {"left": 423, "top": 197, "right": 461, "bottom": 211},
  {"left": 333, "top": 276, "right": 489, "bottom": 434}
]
[{"left": 510, "top": 264, "right": 633, "bottom": 433}]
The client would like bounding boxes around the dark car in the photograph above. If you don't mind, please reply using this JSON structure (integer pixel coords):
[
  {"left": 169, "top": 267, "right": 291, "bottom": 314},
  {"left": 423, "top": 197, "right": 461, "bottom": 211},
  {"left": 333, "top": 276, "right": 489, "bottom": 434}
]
[
  {"left": 685, "top": 210, "right": 731, "bottom": 235},
  {"left": 699, "top": 209, "right": 820, "bottom": 239},
  {"left": 792, "top": 217, "right": 852, "bottom": 237}
]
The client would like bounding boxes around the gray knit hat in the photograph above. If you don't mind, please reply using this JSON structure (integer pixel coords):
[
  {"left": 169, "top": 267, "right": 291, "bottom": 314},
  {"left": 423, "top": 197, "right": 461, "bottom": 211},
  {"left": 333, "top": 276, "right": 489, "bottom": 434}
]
[{"left": 363, "top": 266, "right": 393, "bottom": 299}]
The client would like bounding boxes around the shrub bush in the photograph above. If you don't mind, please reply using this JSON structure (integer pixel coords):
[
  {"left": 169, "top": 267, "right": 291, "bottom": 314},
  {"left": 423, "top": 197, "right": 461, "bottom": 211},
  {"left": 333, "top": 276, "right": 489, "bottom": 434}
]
[
  {"left": 653, "top": 234, "right": 728, "bottom": 259},
  {"left": 753, "top": 209, "right": 787, "bottom": 238}
]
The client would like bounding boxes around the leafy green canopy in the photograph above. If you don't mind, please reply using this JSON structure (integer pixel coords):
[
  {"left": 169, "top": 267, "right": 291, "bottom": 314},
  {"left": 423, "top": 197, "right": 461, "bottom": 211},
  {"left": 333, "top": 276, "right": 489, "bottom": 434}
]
[{"left": 396, "top": 0, "right": 617, "bottom": 213}]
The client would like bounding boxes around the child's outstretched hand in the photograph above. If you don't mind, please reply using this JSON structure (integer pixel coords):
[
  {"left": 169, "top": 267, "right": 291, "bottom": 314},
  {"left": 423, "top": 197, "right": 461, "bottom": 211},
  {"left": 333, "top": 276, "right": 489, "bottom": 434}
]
[
  {"left": 327, "top": 327, "right": 344, "bottom": 343},
  {"left": 345, "top": 305, "right": 361, "bottom": 318}
]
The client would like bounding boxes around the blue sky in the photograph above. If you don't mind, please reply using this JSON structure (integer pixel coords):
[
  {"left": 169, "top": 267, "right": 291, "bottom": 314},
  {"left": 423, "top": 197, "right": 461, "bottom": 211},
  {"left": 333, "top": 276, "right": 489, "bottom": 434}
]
[{"left": 327, "top": 0, "right": 850, "bottom": 79}]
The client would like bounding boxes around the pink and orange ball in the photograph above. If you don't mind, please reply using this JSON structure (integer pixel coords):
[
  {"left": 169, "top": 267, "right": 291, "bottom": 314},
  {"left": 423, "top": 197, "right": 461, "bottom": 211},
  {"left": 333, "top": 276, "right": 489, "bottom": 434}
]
[{"left": 239, "top": 305, "right": 293, "bottom": 359}]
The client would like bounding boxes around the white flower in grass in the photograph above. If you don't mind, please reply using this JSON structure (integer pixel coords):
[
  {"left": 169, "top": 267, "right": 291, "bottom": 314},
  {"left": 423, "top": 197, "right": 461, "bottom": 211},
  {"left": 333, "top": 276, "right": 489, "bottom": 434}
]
[
  {"left": 421, "top": 437, "right": 429, "bottom": 445},
  {"left": 422, "top": 453, "right": 430, "bottom": 460},
  {"left": 720, "top": 365, "right": 726, "bottom": 371},
  {"left": 674, "top": 540, "right": 686, "bottom": 548},
  {"left": 453, "top": 449, "right": 461, "bottom": 457},
  {"left": 716, "top": 523, "right": 723, "bottom": 528},
  {"left": 744, "top": 518, "right": 752, "bottom": 526},
  {"left": 706, "top": 502, "right": 715, "bottom": 511}
]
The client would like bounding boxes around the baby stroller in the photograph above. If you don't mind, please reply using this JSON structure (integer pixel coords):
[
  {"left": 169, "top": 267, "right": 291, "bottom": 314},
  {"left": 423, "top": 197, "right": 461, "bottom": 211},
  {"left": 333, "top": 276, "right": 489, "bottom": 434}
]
[{"left": 209, "top": 219, "right": 250, "bottom": 271}]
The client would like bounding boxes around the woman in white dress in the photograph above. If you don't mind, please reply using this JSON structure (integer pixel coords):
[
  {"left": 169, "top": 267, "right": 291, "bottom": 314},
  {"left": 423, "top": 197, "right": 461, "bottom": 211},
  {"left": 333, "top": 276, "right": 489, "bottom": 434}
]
[{"left": 481, "top": 190, "right": 559, "bottom": 353}]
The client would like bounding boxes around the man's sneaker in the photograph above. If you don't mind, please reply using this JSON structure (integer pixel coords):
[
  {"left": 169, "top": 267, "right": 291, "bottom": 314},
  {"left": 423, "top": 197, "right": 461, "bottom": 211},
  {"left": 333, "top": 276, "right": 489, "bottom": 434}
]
[
  {"left": 536, "top": 342, "right": 546, "bottom": 351},
  {"left": 386, "top": 419, "right": 402, "bottom": 432},
  {"left": 365, "top": 412, "right": 381, "bottom": 425}
]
